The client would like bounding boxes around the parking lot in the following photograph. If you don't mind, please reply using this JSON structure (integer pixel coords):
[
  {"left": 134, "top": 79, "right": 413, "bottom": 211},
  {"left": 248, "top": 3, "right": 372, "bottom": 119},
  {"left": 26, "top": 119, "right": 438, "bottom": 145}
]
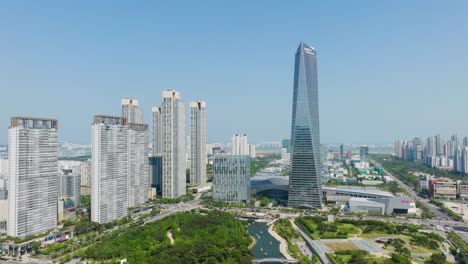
[{"left": 442, "top": 201, "right": 468, "bottom": 221}]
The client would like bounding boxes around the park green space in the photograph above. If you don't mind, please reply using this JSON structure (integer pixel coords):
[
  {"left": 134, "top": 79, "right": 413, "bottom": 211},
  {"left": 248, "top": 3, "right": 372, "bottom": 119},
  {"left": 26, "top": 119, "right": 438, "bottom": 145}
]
[
  {"left": 296, "top": 217, "right": 447, "bottom": 264},
  {"left": 273, "top": 218, "right": 317, "bottom": 264}
]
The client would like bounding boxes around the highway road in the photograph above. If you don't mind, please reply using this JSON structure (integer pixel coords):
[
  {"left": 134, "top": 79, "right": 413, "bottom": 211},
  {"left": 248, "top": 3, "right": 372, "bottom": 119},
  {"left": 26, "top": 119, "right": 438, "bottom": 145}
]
[{"left": 373, "top": 160, "right": 449, "bottom": 221}]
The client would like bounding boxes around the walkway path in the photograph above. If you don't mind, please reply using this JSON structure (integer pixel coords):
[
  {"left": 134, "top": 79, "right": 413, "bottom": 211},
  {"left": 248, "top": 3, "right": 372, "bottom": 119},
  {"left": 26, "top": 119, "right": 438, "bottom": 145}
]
[
  {"left": 167, "top": 230, "right": 174, "bottom": 245},
  {"left": 268, "top": 221, "right": 295, "bottom": 260}
]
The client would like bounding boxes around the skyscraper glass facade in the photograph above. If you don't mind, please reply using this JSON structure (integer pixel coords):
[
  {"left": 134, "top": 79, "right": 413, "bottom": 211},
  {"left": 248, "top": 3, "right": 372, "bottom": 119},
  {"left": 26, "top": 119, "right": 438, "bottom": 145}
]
[{"left": 288, "top": 42, "right": 322, "bottom": 209}]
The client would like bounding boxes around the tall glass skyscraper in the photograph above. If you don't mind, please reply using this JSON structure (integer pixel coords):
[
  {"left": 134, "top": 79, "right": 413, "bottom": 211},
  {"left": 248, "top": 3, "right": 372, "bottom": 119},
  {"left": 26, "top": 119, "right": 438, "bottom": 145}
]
[{"left": 288, "top": 42, "right": 323, "bottom": 209}]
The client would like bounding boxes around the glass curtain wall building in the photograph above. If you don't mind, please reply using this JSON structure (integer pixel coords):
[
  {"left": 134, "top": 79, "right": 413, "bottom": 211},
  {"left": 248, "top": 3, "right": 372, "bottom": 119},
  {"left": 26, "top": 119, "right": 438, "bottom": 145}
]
[{"left": 288, "top": 42, "right": 323, "bottom": 209}]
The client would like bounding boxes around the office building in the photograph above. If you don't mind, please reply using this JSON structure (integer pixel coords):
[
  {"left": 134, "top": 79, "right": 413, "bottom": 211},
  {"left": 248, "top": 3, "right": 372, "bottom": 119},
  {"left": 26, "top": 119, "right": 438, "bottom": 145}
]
[
  {"left": 213, "top": 154, "right": 250, "bottom": 203},
  {"left": 433, "top": 181, "right": 457, "bottom": 199},
  {"left": 339, "top": 144, "right": 344, "bottom": 162},
  {"left": 232, "top": 134, "right": 249, "bottom": 155},
  {"left": 189, "top": 101, "right": 207, "bottom": 185},
  {"left": 458, "top": 181, "right": 468, "bottom": 199},
  {"left": 149, "top": 156, "right": 162, "bottom": 194},
  {"left": 8, "top": 117, "right": 58, "bottom": 237},
  {"left": 288, "top": 42, "right": 323, "bottom": 209},
  {"left": 160, "top": 90, "right": 186, "bottom": 198},
  {"left": 360, "top": 145, "right": 369, "bottom": 163},
  {"left": 58, "top": 172, "right": 81, "bottom": 207},
  {"left": 282, "top": 139, "right": 290, "bottom": 153},
  {"left": 91, "top": 116, "right": 128, "bottom": 224},
  {"left": 121, "top": 98, "right": 143, "bottom": 124}
]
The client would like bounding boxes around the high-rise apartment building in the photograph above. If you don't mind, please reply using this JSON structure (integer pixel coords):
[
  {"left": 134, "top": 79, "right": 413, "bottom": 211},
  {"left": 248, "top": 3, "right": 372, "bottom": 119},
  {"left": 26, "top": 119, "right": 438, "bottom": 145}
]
[
  {"left": 91, "top": 116, "right": 128, "bottom": 224},
  {"left": 189, "top": 101, "right": 207, "bottom": 185},
  {"left": 213, "top": 155, "right": 250, "bottom": 203},
  {"left": 249, "top": 144, "right": 256, "bottom": 159},
  {"left": 121, "top": 98, "right": 143, "bottom": 124},
  {"left": 8, "top": 117, "right": 58, "bottom": 237},
  {"left": 152, "top": 107, "right": 163, "bottom": 156},
  {"left": 121, "top": 98, "right": 149, "bottom": 208},
  {"left": 160, "top": 90, "right": 186, "bottom": 198},
  {"left": 435, "top": 134, "right": 444, "bottom": 156},
  {"left": 127, "top": 123, "right": 149, "bottom": 207},
  {"left": 80, "top": 160, "right": 91, "bottom": 186},
  {"left": 462, "top": 147, "right": 468, "bottom": 174},
  {"left": 454, "top": 146, "right": 463, "bottom": 173},
  {"left": 231, "top": 134, "right": 249, "bottom": 155},
  {"left": 151, "top": 106, "right": 163, "bottom": 195},
  {"left": 394, "top": 140, "right": 403, "bottom": 158},
  {"left": 413, "top": 137, "right": 423, "bottom": 161},
  {"left": 288, "top": 42, "right": 322, "bottom": 209}
]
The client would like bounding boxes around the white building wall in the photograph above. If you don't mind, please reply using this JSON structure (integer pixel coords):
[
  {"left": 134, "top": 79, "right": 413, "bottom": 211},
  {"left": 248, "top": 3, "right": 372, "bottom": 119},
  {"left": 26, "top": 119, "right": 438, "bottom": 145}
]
[
  {"left": 152, "top": 107, "right": 163, "bottom": 156},
  {"left": 232, "top": 134, "right": 249, "bottom": 155},
  {"left": 190, "top": 101, "right": 207, "bottom": 185},
  {"left": 91, "top": 120, "right": 128, "bottom": 224},
  {"left": 80, "top": 160, "right": 91, "bottom": 186},
  {"left": 121, "top": 98, "right": 143, "bottom": 124},
  {"left": 161, "top": 90, "right": 186, "bottom": 198},
  {"left": 8, "top": 119, "right": 58, "bottom": 237},
  {"left": 127, "top": 125, "right": 149, "bottom": 207}
]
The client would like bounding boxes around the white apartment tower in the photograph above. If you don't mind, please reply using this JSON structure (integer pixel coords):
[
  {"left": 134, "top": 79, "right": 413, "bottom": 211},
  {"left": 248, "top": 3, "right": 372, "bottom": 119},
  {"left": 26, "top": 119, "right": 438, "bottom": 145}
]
[
  {"left": 190, "top": 101, "right": 207, "bottom": 185},
  {"left": 8, "top": 117, "right": 58, "bottom": 237},
  {"left": 161, "top": 90, "right": 186, "bottom": 198},
  {"left": 91, "top": 116, "right": 128, "bottom": 224},
  {"left": 249, "top": 144, "right": 256, "bottom": 158},
  {"left": 121, "top": 98, "right": 143, "bottom": 123},
  {"left": 152, "top": 107, "right": 163, "bottom": 156},
  {"left": 232, "top": 134, "right": 249, "bottom": 155},
  {"left": 127, "top": 123, "right": 149, "bottom": 207},
  {"left": 122, "top": 98, "right": 149, "bottom": 207},
  {"left": 80, "top": 160, "right": 91, "bottom": 186}
]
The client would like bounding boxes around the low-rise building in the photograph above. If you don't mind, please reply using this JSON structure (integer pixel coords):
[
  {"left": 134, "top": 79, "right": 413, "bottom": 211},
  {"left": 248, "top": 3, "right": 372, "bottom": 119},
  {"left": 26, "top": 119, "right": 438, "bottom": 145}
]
[
  {"left": 433, "top": 181, "right": 457, "bottom": 199},
  {"left": 322, "top": 186, "right": 394, "bottom": 202},
  {"left": 345, "top": 197, "right": 417, "bottom": 215},
  {"left": 458, "top": 181, "right": 468, "bottom": 199}
]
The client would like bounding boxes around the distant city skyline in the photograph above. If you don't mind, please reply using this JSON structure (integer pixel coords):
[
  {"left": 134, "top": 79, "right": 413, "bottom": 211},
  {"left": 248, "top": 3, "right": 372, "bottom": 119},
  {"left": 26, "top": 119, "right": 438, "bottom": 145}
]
[{"left": 1, "top": 2, "right": 467, "bottom": 144}]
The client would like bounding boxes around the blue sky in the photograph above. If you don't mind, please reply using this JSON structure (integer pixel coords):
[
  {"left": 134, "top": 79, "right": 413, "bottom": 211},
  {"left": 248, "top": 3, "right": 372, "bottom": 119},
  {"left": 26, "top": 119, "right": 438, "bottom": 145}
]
[{"left": 0, "top": 1, "right": 467, "bottom": 145}]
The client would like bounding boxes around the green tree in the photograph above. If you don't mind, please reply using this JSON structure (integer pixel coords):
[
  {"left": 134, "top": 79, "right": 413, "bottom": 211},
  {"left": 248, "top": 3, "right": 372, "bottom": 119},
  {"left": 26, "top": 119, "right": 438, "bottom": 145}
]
[{"left": 426, "top": 253, "right": 446, "bottom": 264}]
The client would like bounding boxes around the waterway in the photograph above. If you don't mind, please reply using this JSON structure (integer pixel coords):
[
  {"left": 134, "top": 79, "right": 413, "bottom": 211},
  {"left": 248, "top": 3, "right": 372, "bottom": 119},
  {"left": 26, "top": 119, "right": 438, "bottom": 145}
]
[{"left": 247, "top": 221, "right": 284, "bottom": 264}]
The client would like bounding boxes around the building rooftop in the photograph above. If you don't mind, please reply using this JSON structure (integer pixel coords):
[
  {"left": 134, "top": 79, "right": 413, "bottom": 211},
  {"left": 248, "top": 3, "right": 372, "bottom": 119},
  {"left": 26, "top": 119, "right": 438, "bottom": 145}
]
[{"left": 322, "top": 185, "right": 394, "bottom": 197}]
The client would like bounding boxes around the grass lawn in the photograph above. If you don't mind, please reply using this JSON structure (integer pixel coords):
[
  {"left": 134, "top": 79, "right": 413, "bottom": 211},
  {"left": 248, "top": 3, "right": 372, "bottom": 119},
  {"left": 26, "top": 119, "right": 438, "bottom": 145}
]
[
  {"left": 337, "top": 223, "right": 360, "bottom": 235},
  {"left": 325, "top": 242, "right": 359, "bottom": 251},
  {"left": 367, "top": 256, "right": 389, "bottom": 263},
  {"left": 400, "top": 236, "right": 440, "bottom": 254},
  {"left": 360, "top": 231, "right": 392, "bottom": 239},
  {"left": 333, "top": 255, "right": 353, "bottom": 263}
]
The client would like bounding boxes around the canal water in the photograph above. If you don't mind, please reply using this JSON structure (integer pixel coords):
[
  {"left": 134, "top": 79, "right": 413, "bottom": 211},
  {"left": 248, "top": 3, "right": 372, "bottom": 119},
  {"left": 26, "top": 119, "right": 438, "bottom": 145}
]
[{"left": 247, "top": 221, "right": 284, "bottom": 264}]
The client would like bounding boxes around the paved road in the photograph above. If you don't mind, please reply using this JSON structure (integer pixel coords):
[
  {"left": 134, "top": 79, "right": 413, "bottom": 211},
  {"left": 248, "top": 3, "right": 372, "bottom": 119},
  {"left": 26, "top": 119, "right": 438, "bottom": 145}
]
[
  {"left": 373, "top": 160, "right": 449, "bottom": 221},
  {"left": 145, "top": 198, "right": 201, "bottom": 224}
]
